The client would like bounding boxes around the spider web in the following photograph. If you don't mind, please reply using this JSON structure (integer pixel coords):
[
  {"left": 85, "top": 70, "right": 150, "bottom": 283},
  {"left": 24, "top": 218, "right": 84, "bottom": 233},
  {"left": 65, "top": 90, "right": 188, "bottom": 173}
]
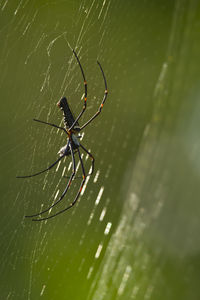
[{"left": 0, "top": 0, "right": 200, "bottom": 299}]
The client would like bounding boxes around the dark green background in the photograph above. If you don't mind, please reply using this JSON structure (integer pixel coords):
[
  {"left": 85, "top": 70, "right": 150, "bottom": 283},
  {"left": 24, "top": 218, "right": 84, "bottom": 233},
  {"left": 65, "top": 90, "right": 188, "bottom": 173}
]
[{"left": 0, "top": 0, "right": 200, "bottom": 299}]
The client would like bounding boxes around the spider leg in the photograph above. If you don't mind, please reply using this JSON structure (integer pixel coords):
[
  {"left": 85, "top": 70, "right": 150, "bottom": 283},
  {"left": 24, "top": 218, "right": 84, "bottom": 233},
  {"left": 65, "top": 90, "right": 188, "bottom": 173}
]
[
  {"left": 63, "top": 144, "right": 94, "bottom": 178},
  {"left": 68, "top": 50, "right": 87, "bottom": 131},
  {"left": 79, "top": 143, "right": 95, "bottom": 176},
  {"left": 32, "top": 147, "right": 86, "bottom": 221},
  {"left": 33, "top": 119, "right": 67, "bottom": 134},
  {"left": 80, "top": 61, "right": 108, "bottom": 131},
  {"left": 25, "top": 141, "right": 76, "bottom": 219},
  {"left": 16, "top": 155, "right": 65, "bottom": 178}
]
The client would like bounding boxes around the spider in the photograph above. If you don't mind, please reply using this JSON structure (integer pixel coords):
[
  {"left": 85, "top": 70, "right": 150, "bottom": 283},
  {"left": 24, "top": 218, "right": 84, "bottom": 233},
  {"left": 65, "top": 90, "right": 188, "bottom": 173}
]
[{"left": 17, "top": 49, "right": 108, "bottom": 221}]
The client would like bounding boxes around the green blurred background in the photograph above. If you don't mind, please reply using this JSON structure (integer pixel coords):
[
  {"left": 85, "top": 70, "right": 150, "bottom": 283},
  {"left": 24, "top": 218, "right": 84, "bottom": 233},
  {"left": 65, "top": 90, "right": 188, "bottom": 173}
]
[{"left": 0, "top": 0, "right": 200, "bottom": 299}]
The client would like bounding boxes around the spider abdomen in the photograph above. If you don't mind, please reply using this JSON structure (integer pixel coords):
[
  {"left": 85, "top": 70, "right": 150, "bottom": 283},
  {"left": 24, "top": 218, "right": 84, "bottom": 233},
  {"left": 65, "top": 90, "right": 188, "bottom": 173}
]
[{"left": 57, "top": 97, "right": 80, "bottom": 131}]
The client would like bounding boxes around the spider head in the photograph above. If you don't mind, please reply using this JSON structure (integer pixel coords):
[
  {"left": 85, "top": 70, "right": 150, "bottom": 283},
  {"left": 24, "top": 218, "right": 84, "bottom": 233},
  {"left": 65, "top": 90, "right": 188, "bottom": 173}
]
[{"left": 58, "top": 143, "right": 71, "bottom": 157}]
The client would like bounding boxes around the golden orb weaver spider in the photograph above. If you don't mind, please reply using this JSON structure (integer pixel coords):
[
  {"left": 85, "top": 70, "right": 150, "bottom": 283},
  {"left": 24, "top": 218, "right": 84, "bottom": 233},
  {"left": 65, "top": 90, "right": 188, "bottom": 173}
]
[{"left": 17, "top": 50, "right": 108, "bottom": 221}]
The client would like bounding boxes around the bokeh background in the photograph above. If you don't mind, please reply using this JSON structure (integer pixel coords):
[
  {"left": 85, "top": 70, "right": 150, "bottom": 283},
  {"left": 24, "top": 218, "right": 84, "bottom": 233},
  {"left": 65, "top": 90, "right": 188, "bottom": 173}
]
[{"left": 0, "top": 0, "right": 200, "bottom": 299}]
